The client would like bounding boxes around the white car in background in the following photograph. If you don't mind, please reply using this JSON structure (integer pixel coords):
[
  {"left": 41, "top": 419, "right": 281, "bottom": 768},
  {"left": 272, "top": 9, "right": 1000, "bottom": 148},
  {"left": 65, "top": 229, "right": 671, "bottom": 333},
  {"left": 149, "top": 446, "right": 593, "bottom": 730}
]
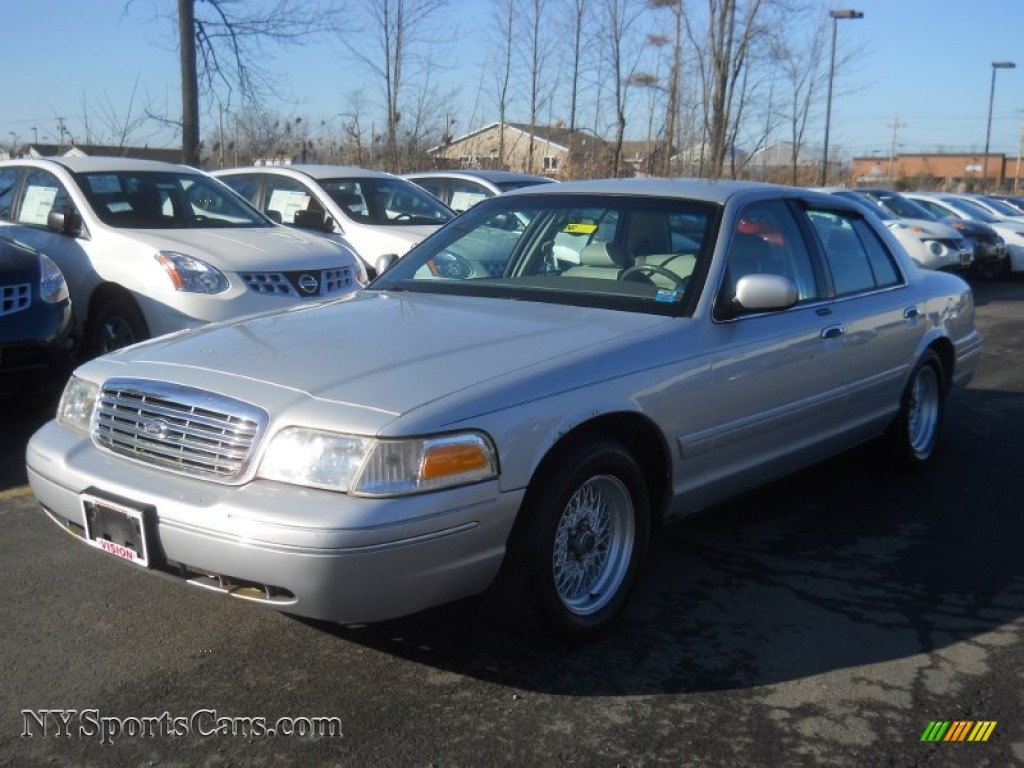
[
  {"left": 402, "top": 169, "right": 556, "bottom": 213},
  {"left": 0, "top": 157, "right": 363, "bottom": 356},
  {"left": 214, "top": 166, "right": 454, "bottom": 277},
  {"left": 824, "top": 189, "right": 972, "bottom": 272},
  {"left": 905, "top": 192, "right": 1024, "bottom": 275}
]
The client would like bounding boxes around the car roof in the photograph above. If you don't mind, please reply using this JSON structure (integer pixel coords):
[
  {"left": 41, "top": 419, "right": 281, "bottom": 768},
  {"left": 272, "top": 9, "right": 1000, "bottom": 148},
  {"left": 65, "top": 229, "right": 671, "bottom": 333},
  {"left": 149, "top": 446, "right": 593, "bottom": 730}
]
[
  {"left": 0, "top": 156, "right": 198, "bottom": 174},
  {"left": 216, "top": 165, "right": 403, "bottom": 181},
  {"left": 403, "top": 169, "right": 554, "bottom": 184},
  {"left": 499, "top": 177, "right": 808, "bottom": 206}
]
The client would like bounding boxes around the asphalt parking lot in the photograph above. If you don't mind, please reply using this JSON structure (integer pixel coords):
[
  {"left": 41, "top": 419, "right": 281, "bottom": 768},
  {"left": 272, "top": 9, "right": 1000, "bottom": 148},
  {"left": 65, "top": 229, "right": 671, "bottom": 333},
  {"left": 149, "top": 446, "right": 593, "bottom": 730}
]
[{"left": 1, "top": 278, "right": 1022, "bottom": 767}]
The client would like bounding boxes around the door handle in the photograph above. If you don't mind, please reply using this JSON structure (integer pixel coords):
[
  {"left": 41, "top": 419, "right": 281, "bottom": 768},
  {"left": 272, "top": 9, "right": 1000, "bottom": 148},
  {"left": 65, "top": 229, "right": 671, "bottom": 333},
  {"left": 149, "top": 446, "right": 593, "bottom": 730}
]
[
  {"left": 821, "top": 324, "right": 847, "bottom": 340},
  {"left": 904, "top": 306, "right": 920, "bottom": 319}
]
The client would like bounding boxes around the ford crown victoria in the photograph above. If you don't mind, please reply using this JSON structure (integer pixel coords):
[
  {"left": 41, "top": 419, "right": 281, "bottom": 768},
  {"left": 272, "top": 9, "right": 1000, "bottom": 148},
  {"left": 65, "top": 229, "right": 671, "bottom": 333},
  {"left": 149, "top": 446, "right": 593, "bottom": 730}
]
[{"left": 26, "top": 179, "right": 982, "bottom": 642}]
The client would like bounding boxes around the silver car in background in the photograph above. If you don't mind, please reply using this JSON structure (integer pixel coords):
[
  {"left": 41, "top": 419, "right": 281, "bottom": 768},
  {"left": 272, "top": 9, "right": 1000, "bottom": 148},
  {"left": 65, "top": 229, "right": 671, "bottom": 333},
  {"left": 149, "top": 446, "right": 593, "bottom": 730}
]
[{"left": 26, "top": 179, "right": 982, "bottom": 642}]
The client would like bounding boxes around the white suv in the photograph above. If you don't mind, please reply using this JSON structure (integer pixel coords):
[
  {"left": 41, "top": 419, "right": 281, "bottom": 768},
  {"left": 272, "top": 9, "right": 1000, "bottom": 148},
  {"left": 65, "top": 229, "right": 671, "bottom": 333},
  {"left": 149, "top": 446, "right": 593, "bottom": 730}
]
[{"left": 0, "top": 157, "right": 364, "bottom": 356}]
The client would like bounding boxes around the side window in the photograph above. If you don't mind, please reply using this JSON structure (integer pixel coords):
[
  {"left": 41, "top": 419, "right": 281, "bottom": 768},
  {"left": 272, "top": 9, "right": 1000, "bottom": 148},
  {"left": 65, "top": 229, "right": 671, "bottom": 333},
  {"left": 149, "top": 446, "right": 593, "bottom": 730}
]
[
  {"left": 16, "top": 170, "right": 74, "bottom": 227},
  {"left": 410, "top": 178, "right": 444, "bottom": 201},
  {"left": 220, "top": 173, "right": 261, "bottom": 205},
  {"left": 448, "top": 179, "right": 490, "bottom": 212},
  {"left": 725, "top": 200, "right": 820, "bottom": 304},
  {"left": 0, "top": 168, "right": 19, "bottom": 220},
  {"left": 263, "top": 177, "right": 323, "bottom": 225},
  {"left": 806, "top": 209, "right": 899, "bottom": 296}
]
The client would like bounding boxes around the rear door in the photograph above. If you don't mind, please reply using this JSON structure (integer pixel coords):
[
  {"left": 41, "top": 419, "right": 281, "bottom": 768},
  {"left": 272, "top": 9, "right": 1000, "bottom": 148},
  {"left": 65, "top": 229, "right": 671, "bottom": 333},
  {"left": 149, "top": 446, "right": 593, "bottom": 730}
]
[{"left": 800, "top": 204, "right": 925, "bottom": 435}]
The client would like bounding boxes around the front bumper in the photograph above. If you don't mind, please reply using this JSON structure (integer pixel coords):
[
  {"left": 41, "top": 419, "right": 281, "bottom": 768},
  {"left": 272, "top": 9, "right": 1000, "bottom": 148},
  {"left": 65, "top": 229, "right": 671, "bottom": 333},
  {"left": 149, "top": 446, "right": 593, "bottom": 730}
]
[{"left": 26, "top": 420, "right": 522, "bottom": 623}]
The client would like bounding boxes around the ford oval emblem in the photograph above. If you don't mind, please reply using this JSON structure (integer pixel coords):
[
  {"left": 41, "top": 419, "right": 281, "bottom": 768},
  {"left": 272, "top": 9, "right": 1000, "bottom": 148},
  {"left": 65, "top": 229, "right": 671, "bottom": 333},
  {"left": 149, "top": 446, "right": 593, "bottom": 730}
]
[
  {"left": 297, "top": 274, "right": 319, "bottom": 295},
  {"left": 142, "top": 418, "right": 169, "bottom": 438}
]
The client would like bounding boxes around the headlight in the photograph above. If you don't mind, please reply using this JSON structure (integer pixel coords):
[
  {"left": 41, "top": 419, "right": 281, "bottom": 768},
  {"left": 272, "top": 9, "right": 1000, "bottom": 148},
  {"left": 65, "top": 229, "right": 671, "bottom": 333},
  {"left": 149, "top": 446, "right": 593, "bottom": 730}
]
[
  {"left": 38, "top": 253, "right": 69, "bottom": 303},
  {"left": 57, "top": 376, "right": 100, "bottom": 434},
  {"left": 155, "top": 251, "right": 229, "bottom": 293},
  {"left": 258, "top": 427, "right": 497, "bottom": 496},
  {"left": 922, "top": 240, "right": 945, "bottom": 256}
]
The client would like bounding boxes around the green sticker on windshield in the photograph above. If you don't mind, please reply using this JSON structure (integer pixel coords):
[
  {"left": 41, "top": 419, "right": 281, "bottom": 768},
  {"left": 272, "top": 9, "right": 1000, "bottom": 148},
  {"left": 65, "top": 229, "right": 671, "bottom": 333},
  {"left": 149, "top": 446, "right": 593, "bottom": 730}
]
[{"left": 564, "top": 223, "right": 598, "bottom": 234}]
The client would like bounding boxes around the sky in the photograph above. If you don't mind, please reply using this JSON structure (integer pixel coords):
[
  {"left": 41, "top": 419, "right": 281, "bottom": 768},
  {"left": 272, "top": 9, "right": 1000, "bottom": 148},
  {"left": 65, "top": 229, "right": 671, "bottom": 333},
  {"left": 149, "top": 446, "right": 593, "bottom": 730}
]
[{"left": 2, "top": 0, "right": 1023, "bottom": 161}]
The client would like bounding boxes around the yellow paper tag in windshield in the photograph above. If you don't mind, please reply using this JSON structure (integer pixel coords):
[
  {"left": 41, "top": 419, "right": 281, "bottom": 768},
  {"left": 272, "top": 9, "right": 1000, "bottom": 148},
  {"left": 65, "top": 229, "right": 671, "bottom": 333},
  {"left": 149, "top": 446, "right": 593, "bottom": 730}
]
[{"left": 564, "top": 223, "right": 598, "bottom": 235}]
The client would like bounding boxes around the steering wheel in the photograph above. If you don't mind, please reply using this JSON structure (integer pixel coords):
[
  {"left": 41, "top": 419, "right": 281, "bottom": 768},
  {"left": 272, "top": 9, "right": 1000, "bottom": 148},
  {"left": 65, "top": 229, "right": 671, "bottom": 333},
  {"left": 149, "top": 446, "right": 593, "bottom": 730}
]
[
  {"left": 392, "top": 213, "right": 413, "bottom": 221},
  {"left": 619, "top": 264, "right": 689, "bottom": 291}
]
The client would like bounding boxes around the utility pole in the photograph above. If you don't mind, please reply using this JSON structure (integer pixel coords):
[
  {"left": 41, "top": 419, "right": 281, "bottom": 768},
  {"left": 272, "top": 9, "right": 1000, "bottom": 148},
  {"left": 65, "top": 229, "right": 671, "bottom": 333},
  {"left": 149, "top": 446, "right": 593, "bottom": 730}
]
[
  {"left": 55, "top": 117, "right": 67, "bottom": 150},
  {"left": 1015, "top": 113, "right": 1023, "bottom": 193},
  {"left": 887, "top": 117, "right": 907, "bottom": 181}
]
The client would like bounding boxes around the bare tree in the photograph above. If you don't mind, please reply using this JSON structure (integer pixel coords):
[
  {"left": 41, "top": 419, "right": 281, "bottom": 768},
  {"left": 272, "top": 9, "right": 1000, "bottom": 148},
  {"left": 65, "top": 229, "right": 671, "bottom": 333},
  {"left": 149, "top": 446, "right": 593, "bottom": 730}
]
[
  {"left": 772, "top": 8, "right": 829, "bottom": 185},
  {"left": 565, "top": 0, "right": 588, "bottom": 135},
  {"left": 79, "top": 78, "right": 158, "bottom": 148},
  {"left": 603, "top": 0, "right": 645, "bottom": 177},
  {"left": 162, "top": 0, "right": 339, "bottom": 166},
  {"left": 340, "top": 0, "right": 450, "bottom": 172},
  {"left": 684, "top": 0, "right": 767, "bottom": 177},
  {"left": 516, "top": 0, "right": 554, "bottom": 172},
  {"left": 649, "top": 0, "right": 683, "bottom": 175},
  {"left": 491, "top": 0, "right": 517, "bottom": 167}
]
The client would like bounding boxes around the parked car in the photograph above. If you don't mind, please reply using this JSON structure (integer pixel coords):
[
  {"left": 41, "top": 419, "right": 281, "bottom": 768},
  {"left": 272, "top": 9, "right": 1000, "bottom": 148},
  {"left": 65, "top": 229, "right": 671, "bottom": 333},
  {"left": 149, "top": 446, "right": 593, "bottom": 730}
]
[
  {"left": 986, "top": 194, "right": 1024, "bottom": 214},
  {"left": 27, "top": 179, "right": 982, "bottom": 642},
  {"left": 823, "top": 188, "right": 972, "bottom": 272},
  {"left": 402, "top": 169, "right": 556, "bottom": 213},
  {"left": 0, "top": 233, "right": 72, "bottom": 392},
  {"left": 961, "top": 193, "right": 1024, "bottom": 223},
  {"left": 214, "top": 165, "right": 454, "bottom": 276},
  {"left": 836, "top": 187, "right": 1007, "bottom": 280},
  {"left": 905, "top": 192, "right": 1023, "bottom": 275},
  {"left": 0, "top": 157, "right": 364, "bottom": 357}
]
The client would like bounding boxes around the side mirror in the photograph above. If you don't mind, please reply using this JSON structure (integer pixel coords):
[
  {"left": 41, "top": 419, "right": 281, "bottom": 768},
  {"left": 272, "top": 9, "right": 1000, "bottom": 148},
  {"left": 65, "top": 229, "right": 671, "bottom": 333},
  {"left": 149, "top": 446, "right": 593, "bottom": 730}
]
[
  {"left": 47, "top": 208, "right": 83, "bottom": 236},
  {"left": 266, "top": 209, "right": 283, "bottom": 224},
  {"left": 733, "top": 274, "right": 799, "bottom": 313},
  {"left": 375, "top": 253, "right": 399, "bottom": 275},
  {"left": 293, "top": 209, "right": 332, "bottom": 232}
]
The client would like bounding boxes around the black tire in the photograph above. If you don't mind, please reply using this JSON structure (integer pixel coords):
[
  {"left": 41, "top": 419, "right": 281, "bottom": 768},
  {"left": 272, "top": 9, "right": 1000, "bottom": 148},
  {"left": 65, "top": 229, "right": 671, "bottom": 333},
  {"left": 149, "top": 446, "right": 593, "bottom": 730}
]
[
  {"left": 886, "top": 350, "right": 945, "bottom": 471},
  {"left": 497, "top": 438, "right": 650, "bottom": 643},
  {"left": 87, "top": 296, "right": 150, "bottom": 358}
]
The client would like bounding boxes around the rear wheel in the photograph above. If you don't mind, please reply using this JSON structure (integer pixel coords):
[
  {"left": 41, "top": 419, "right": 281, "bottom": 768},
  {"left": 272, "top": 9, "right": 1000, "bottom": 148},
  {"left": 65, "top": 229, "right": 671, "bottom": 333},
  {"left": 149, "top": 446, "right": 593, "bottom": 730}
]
[
  {"left": 87, "top": 296, "right": 149, "bottom": 357},
  {"left": 498, "top": 438, "right": 650, "bottom": 643},
  {"left": 887, "top": 351, "right": 945, "bottom": 471}
]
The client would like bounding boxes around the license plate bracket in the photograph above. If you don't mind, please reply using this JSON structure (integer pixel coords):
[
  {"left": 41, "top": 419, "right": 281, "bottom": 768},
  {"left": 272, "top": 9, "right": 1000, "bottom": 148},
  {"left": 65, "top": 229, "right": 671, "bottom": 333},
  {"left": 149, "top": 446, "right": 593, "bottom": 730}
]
[{"left": 81, "top": 494, "right": 151, "bottom": 567}]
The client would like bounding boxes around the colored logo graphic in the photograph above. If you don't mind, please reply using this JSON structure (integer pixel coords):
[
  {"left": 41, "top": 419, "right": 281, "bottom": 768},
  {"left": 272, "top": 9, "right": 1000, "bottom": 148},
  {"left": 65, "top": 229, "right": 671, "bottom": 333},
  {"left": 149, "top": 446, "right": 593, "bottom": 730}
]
[{"left": 920, "top": 721, "right": 997, "bottom": 742}]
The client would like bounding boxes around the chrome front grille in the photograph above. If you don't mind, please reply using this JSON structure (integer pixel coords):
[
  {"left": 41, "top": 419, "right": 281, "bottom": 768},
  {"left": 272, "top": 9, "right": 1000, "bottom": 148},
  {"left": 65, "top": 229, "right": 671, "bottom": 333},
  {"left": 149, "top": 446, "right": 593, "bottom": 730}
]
[
  {"left": 0, "top": 283, "right": 31, "bottom": 316},
  {"left": 241, "top": 266, "right": 355, "bottom": 298},
  {"left": 93, "top": 379, "right": 268, "bottom": 481}
]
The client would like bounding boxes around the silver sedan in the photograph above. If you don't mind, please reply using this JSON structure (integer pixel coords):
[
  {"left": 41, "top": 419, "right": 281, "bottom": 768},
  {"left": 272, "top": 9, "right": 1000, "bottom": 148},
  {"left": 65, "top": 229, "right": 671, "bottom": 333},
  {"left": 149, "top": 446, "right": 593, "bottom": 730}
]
[{"left": 26, "top": 179, "right": 982, "bottom": 642}]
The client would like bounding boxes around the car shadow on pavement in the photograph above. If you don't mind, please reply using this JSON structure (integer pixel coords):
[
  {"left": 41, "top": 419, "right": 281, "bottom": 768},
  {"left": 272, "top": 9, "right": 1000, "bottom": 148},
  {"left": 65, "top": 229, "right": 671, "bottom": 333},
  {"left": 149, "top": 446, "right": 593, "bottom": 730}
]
[
  {"left": 305, "top": 387, "right": 1024, "bottom": 697},
  {"left": 0, "top": 379, "right": 65, "bottom": 493}
]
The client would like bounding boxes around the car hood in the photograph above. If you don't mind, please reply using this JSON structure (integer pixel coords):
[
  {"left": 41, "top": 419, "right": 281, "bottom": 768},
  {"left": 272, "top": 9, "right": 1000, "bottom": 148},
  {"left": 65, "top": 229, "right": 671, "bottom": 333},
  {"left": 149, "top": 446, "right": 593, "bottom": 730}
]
[
  {"left": 95, "top": 291, "right": 673, "bottom": 428},
  {"left": 941, "top": 217, "right": 996, "bottom": 236},
  {"left": 126, "top": 226, "right": 355, "bottom": 270},
  {"left": 890, "top": 218, "right": 962, "bottom": 239}
]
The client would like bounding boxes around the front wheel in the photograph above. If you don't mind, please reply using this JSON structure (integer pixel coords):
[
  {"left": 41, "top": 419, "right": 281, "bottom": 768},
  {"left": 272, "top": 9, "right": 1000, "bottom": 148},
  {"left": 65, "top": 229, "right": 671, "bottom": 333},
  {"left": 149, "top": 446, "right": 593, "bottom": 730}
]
[
  {"left": 498, "top": 438, "right": 650, "bottom": 643},
  {"left": 886, "top": 351, "right": 945, "bottom": 471},
  {"left": 87, "top": 296, "right": 150, "bottom": 358}
]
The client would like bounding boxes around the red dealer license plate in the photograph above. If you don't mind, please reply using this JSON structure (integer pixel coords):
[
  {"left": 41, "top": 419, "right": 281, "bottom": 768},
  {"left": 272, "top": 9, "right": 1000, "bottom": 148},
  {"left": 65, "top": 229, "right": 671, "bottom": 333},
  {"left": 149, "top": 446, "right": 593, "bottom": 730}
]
[{"left": 81, "top": 494, "right": 151, "bottom": 568}]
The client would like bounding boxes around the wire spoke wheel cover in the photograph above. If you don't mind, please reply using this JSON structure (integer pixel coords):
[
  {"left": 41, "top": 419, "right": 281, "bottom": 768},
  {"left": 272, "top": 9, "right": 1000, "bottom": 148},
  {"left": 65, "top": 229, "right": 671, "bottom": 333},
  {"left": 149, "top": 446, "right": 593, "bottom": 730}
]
[
  {"left": 552, "top": 474, "right": 635, "bottom": 615},
  {"left": 907, "top": 363, "right": 941, "bottom": 457}
]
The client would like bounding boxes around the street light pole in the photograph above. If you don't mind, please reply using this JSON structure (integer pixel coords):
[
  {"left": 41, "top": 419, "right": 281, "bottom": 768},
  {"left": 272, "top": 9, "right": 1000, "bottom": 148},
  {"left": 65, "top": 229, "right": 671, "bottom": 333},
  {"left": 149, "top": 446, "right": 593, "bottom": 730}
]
[
  {"left": 821, "top": 9, "right": 863, "bottom": 187},
  {"left": 983, "top": 61, "right": 1016, "bottom": 191}
]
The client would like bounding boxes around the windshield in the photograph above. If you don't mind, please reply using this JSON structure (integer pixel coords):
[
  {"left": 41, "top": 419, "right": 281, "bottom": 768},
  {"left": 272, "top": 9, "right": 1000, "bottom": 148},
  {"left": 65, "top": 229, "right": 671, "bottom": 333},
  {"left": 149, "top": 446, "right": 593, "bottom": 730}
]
[
  {"left": 977, "top": 196, "right": 1023, "bottom": 217},
  {"left": 943, "top": 197, "right": 999, "bottom": 222},
  {"left": 320, "top": 177, "right": 454, "bottom": 226},
  {"left": 370, "top": 193, "right": 718, "bottom": 316},
  {"left": 75, "top": 171, "right": 270, "bottom": 229},
  {"left": 870, "top": 192, "right": 935, "bottom": 220}
]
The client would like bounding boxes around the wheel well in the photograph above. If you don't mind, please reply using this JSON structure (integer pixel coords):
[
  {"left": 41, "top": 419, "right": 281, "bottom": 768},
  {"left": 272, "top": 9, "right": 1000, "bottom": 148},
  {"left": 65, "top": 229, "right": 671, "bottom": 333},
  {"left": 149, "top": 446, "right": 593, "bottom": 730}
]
[
  {"left": 532, "top": 413, "right": 672, "bottom": 525},
  {"left": 87, "top": 283, "right": 141, "bottom": 323},
  {"left": 927, "top": 337, "right": 955, "bottom": 392}
]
